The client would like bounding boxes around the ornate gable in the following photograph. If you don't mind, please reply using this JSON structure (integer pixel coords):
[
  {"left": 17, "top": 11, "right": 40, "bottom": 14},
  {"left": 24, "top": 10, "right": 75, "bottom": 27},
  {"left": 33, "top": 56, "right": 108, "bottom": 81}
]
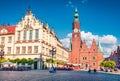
[
  {"left": 1, "top": 28, "right": 8, "bottom": 33},
  {"left": 81, "top": 40, "right": 89, "bottom": 52},
  {"left": 90, "top": 39, "right": 98, "bottom": 52},
  {"left": 16, "top": 7, "right": 42, "bottom": 31}
]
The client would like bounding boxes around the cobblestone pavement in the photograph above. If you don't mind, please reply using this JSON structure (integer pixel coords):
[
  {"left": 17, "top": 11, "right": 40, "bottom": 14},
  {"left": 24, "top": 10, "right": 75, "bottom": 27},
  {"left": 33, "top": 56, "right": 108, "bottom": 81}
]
[{"left": 0, "top": 70, "right": 120, "bottom": 81}]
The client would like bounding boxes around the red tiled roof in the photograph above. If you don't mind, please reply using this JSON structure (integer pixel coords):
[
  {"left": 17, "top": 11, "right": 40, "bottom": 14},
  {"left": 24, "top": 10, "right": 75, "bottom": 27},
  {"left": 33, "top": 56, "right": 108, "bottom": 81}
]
[{"left": 0, "top": 25, "right": 16, "bottom": 35}]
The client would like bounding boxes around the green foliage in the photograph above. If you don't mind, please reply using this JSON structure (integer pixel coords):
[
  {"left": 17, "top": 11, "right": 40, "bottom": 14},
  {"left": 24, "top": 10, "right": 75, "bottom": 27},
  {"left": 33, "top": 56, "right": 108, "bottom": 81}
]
[
  {"left": 56, "top": 60, "right": 67, "bottom": 65},
  {"left": 14, "top": 58, "right": 21, "bottom": 64},
  {"left": 8, "top": 58, "right": 34, "bottom": 65},
  {"left": 20, "top": 58, "right": 28, "bottom": 65},
  {"left": 46, "top": 59, "right": 67, "bottom": 65},
  {"left": 0, "top": 59, "right": 7, "bottom": 63},
  {"left": 100, "top": 60, "right": 116, "bottom": 68},
  {"left": 27, "top": 58, "right": 34, "bottom": 65},
  {"left": 0, "top": 57, "right": 5, "bottom": 63},
  {"left": 54, "top": 60, "right": 66, "bottom": 65},
  {"left": 9, "top": 59, "right": 16, "bottom": 63},
  {"left": 0, "top": 58, "right": 33, "bottom": 65},
  {"left": 53, "top": 60, "right": 58, "bottom": 64},
  {"left": 46, "top": 58, "right": 53, "bottom": 63}
]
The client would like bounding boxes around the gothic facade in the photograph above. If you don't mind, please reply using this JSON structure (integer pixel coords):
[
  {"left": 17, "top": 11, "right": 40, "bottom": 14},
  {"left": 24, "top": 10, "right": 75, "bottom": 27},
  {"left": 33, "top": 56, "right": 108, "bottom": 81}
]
[{"left": 69, "top": 9, "right": 103, "bottom": 69}]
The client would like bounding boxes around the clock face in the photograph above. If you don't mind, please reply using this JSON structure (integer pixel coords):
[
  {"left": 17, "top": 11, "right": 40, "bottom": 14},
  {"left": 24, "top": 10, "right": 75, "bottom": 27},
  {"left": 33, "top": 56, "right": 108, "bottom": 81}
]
[{"left": 74, "top": 28, "right": 79, "bottom": 33}]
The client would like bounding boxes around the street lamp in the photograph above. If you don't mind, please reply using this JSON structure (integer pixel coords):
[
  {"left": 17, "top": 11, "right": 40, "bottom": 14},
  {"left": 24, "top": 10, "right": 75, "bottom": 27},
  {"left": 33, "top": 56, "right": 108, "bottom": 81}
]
[
  {"left": 0, "top": 50, "right": 4, "bottom": 68},
  {"left": 49, "top": 48, "right": 56, "bottom": 73}
]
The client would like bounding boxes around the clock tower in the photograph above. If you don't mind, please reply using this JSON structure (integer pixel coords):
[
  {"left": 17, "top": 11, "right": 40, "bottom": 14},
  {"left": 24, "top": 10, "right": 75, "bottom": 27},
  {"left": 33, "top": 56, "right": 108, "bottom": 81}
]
[
  {"left": 69, "top": 8, "right": 103, "bottom": 69},
  {"left": 71, "top": 8, "right": 81, "bottom": 64}
]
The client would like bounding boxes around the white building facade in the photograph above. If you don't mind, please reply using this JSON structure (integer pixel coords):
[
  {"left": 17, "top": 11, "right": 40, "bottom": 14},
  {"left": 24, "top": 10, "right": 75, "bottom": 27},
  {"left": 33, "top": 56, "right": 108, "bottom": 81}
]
[{"left": 0, "top": 8, "right": 68, "bottom": 69}]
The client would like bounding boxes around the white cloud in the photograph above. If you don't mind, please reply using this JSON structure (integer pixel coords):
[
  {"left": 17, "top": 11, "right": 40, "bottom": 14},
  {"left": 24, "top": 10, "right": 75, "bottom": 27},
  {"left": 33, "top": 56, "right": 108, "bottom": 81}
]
[
  {"left": 66, "top": 0, "right": 88, "bottom": 9},
  {"left": 60, "top": 31, "right": 118, "bottom": 57},
  {"left": 60, "top": 38, "right": 70, "bottom": 48},
  {"left": 81, "top": 31, "right": 99, "bottom": 41},
  {"left": 66, "top": 1, "right": 75, "bottom": 8},
  {"left": 100, "top": 35, "right": 117, "bottom": 44},
  {"left": 103, "top": 44, "right": 117, "bottom": 57},
  {"left": 67, "top": 33, "right": 72, "bottom": 38}
]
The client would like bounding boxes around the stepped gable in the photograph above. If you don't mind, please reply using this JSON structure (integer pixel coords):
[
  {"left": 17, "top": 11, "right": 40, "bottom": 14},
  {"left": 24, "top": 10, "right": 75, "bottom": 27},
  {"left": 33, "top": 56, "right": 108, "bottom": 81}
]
[
  {"left": 89, "top": 39, "right": 98, "bottom": 53},
  {"left": 80, "top": 40, "right": 89, "bottom": 53}
]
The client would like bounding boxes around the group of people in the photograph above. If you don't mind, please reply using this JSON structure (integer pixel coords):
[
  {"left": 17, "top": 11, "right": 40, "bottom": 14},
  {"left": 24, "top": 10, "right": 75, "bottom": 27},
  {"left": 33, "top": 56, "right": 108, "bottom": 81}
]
[
  {"left": 100, "top": 67, "right": 119, "bottom": 72},
  {"left": 88, "top": 68, "right": 97, "bottom": 73}
]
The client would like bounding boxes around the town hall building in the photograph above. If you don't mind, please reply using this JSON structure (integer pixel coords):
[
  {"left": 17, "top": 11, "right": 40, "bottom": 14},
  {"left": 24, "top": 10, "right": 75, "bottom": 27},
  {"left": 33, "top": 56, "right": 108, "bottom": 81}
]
[{"left": 69, "top": 9, "right": 103, "bottom": 69}]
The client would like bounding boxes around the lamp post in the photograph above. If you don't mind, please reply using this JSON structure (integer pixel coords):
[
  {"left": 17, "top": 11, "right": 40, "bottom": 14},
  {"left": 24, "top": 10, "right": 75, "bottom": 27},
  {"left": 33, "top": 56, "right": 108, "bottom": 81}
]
[
  {"left": 0, "top": 50, "right": 4, "bottom": 68},
  {"left": 49, "top": 48, "right": 56, "bottom": 73}
]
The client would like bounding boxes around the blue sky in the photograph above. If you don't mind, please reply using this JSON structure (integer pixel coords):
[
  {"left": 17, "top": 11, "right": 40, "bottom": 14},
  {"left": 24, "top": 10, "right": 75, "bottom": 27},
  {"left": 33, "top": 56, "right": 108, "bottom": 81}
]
[{"left": 0, "top": 0, "right": 120, "bottom": 57}]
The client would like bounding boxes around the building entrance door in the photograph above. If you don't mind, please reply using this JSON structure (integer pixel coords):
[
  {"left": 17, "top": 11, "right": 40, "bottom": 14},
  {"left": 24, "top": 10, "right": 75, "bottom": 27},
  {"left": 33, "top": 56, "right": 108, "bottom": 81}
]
[
  {"left": 34, "top": 61, "right": 37, "bottom": 69},
  {"left": 85, "top": 63, "right": 88, "bottom": 69}
]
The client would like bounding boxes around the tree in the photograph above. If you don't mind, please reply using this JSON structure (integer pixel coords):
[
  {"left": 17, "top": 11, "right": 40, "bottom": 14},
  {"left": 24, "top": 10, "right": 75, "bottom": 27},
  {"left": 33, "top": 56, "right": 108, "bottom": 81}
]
[
  {"left": 20, "top": 58, "right": 28, "bottom": 65},
  {"left": 46, "top": 58, "right": 53, "bottom": 63},
  {"left": 0, "top": 59, "right": 7, "bottom": 63},
  {"left": 14, "top": 58, "right": 21, "bottom": 64},
  {"left": 0, "top": 57, "right": 6, "bottom": 63},
  {"left": 100, "top": 61, "right": 116, "bottom": 68},
  {"left": 27, "top": 58, "right": 34, "bottom": 65},
  {"left": 56, "top": 60, "right": 67, "bottom": 66},
  {"left": 108, "top": 61, "right": 116, "bottom": 68},
  {"left": 9, "top": 59, "right": 16, "bottom": 63},
  {"left": 9, "top": 58, "right": 34, "bottom": 65}
]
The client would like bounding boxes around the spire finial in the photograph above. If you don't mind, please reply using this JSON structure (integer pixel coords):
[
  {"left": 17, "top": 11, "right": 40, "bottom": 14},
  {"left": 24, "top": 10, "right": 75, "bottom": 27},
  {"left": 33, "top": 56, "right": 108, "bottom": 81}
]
[
  {"left": 28, "top": 5, "right": 30, "bottom": 10},
  {"left": 98, "top": 41, "right": 103, "bottom": 52},
  {"left": 27, "top": 5, "right": 31, "bottom": 15},
  {"left": 74, "top": 8, "right": 79, "bottom": 22},
  {"left": 75, "top": 8, "right": 78, "bottom": 12}
]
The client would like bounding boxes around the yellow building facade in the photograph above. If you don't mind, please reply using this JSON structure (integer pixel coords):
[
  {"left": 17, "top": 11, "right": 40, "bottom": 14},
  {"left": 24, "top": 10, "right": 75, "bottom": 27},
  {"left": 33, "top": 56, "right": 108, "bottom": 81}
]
[{"left": 0, "top": 8, "right": 68, "bottom": 69}]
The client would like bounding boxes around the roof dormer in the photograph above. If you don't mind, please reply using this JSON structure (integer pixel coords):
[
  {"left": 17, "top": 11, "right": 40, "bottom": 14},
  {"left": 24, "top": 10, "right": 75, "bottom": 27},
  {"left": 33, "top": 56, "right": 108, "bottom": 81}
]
[{"left": 1, "top": 28, "right": 8, "bottom": 34}]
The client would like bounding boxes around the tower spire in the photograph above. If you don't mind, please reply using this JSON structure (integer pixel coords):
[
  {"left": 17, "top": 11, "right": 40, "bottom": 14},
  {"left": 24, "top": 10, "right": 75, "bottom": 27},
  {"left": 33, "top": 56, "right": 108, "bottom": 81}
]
[
  {"left": 28, "top": 5, "right": 30, "bottom": 10},
  {"left": 74, "top": 8, "right": 79, "bottom": 22},
  {"left": 27, "top": 5, "right": 31, "bottom": 15},
  {"left": 98, "top": 41, "right": 103, "bottom": 52}
]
